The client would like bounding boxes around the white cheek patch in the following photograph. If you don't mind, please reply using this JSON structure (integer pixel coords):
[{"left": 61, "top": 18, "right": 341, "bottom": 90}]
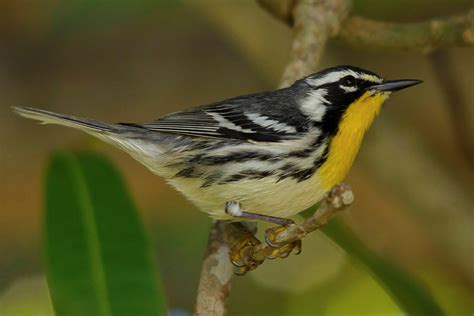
[
  {"left": 300, "top": 89, "right": 329, "bottom": 122},
  {"left": 245, "top": 113, "right": 297, "bottom": 134}
]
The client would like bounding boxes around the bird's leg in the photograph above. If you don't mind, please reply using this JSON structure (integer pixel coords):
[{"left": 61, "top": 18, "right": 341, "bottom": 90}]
[
  {"left": 225, "top": 201, "right": 302, "bottom": 270},
  {"left": 224, "top": 201, "right": 294, "bottom": 226},
  {"left": 264, "top": 183, "right": 354, "bottom": 248}
]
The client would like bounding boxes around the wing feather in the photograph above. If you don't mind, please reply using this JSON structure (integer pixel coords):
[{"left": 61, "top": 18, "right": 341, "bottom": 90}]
[{"left": 124, "top": 90, "right": 310, "bottom": 142}]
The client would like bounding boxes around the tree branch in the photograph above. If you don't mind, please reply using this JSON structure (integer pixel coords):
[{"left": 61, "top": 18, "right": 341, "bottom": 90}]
[
  {"left": 338, "top": 10, "right": 474, "bottom": 53},
  {"left": 280, "top": 0, "right": 350, "bottom": 86},
  {"left": 194, "top": 221, "right": 234, "bottom": 316},
  {"left": 258, "top": 0, "right": 474, "bottom": 54}
]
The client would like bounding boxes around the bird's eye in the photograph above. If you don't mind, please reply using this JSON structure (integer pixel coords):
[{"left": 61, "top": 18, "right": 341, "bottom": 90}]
[{"left": 340, "top": 75, "right": 356, "bottom": 86}]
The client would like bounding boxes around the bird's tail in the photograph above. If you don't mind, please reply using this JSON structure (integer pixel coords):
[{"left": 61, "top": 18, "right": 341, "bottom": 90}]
[
  {"left": 12, "top": 106, "right": 171, "bottom": 176},
  {"left": 11, "top": 106, "right": 150, "bottom": 155},
  {"left": 12, "top": 106, "right": 121, "bottom": 134}
]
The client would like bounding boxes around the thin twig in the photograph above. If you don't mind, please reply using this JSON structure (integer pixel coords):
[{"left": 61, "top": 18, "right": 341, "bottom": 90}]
[{"left": 258, "top": 0, "right": 474, "bottom": 54}]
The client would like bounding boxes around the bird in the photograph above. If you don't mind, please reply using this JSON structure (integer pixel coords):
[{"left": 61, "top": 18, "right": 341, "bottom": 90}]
[{"left": 13, "top": 65, "right": 421, "bottom": 269}]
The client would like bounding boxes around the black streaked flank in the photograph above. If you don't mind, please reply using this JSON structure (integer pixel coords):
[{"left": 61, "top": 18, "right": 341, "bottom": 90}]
[
  {"left": 219, "top": 170, "right": 275, "bottom": 184},
  {"left": 174, "top": 167, "right": 196, "bottom": 178},
  {"left": 189, "top": 151, "right": 278, "bottom": 165},
  {"left": 171, "top": 131, "right": 332, "bottom": 185},
  {"left": 201, "top": 173, "right": 224, "bottom": 188}
]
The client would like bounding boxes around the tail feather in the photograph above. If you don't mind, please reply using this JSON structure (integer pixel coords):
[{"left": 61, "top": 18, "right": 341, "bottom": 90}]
[
  {"left": 12, "top": 106, "right": 169, "bottom": 173},
  {"left": 12, "top": 106, "right": 118, "bottom": 133}
]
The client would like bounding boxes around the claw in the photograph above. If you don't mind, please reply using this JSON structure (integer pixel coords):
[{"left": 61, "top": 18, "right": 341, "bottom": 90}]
[
  {"left": 278, "top": 246, "right": 292, "bottom": 258},
  {"left": 265, "top": 248, "right": 279, "bottom": 260},
  {"left": 275, "top": 240, "right": 302, "bottom": 258},
  {"left": 264, "top": 225, "right": 291, "bottom": 247},
  {"left": 229, "top": 231, "right": 264, "bottom": 274},
  {"left": 235, "top": 266, "right": 251, "bottom": 275},
  {"left": 230, "top": 256, "right": 245, "bottom": 267},
  {"left": 261, "top": 223, "right": 303, "bottom": 260},
  {"left": 292, "top": 240, "right": 302, "bottom": 255}
]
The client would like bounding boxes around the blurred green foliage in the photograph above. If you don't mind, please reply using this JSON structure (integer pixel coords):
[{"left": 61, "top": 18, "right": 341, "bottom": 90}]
[
  {"left": 322, "top": 220, "right": 444, "bottom": 316},
  {"left": 44, "top": 152, "right": 167, "bottom": 316},
  {"left": 290, "top": 206, "right": 445, "bottom": 315},
  {"left": 52, "top": 0, "right": 179, "bottom": 33}
]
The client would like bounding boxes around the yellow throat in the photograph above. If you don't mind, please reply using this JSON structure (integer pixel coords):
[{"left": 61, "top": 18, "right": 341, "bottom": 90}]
[{"left": 318, "top": 91, "right": 389, "bottom": 189}]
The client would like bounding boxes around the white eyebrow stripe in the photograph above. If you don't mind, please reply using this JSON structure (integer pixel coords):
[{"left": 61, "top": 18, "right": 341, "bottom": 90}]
[
  {"left": 300, "top": 88, "right": 329, "bottom": 122},
  {"left": 306, "top": 70, "right": 359, "bottom": 87},
  {"left": 207, "top": 111, "right": 256, "bottom": 133},
  {"left": 245, "top": 113, "right": 297, "bottom": 133}
]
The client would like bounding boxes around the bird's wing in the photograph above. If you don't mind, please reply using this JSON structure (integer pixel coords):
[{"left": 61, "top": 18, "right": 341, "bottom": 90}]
[{"left": 126, "top": 93, "right": 308, "bottom": 142}]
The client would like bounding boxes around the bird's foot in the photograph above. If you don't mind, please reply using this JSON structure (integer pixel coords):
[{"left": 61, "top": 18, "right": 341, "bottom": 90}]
[
  {"left": 228, "top": 223, "right": 264, "bottom": 275},
  {"left": 225, "top": 201, "right": 304, "bottom": 274},
  {"left": 227, "top": 183, "right": 353, "bottom": 275},
  {"left": 228, "top": 221, "right": 302, "bottom": 275},
  {"left": 261, "top": 235, "right": 302, "bottom": 259},
  {"left": 264, "top": 224, "right": 302, "bottom": 257}
]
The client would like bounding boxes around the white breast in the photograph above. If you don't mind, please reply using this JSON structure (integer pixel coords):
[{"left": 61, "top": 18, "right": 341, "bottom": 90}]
[{"left": 166, "top": 173, "right": 327, "bottom": 220}]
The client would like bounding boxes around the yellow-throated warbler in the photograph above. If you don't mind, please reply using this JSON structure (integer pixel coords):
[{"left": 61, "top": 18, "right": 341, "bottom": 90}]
[{"left": 13, "top": 65, "right": 421, "bottom": 224}]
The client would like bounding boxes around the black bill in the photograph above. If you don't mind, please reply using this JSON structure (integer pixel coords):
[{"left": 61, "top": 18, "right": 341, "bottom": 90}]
[{"left": 369, "top": 79, "right": 423, "bottom": 92}]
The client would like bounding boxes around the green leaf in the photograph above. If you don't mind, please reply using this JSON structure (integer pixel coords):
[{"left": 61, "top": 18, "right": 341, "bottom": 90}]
[
  {"left": 44, "top": 151, "right": 167, "bottom": 316},
  {"left": 321, "top": 218, "right": 444, "bottom": 316}
]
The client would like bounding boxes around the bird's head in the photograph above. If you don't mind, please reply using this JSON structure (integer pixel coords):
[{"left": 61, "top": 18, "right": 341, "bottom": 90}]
[
  {"left": 293, "top": 65, "right": 422, "bottom": 189},
  {"left": 295, "top": 65, "right": 422, "bottom": 137}
]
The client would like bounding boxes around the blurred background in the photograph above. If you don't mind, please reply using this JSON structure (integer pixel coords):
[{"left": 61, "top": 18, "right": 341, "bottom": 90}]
[{"left": 0, "top": 0, "right": 473, "bottom": 315}]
